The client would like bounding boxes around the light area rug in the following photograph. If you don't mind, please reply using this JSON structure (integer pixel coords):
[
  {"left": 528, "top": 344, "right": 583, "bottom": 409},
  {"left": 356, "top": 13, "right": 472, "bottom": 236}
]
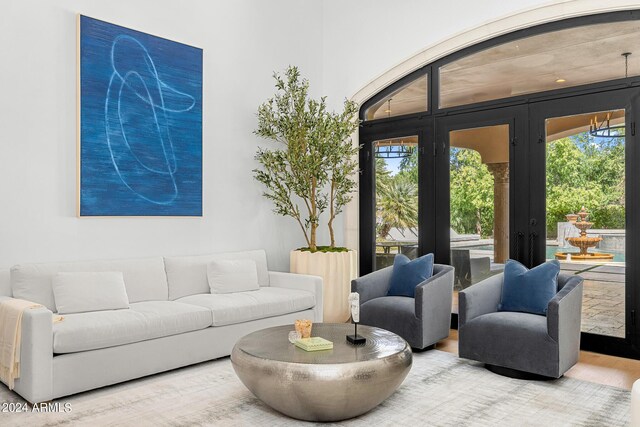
[{"left": 0, "top": 350, "right": 630, "bottom": 426}]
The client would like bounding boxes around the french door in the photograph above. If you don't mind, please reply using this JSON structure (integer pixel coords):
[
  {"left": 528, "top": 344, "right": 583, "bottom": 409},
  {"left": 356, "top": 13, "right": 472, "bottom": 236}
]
[
  {"left": 359, "top": 88, "right": 640, "bottom": 356},
  {"left": 529, "top": 88, "right": 640, "bottom": 354},
  {"left": 359, "top": 117, "right": 434, "bottom": 274},
  {"left": 434, "top": 106, "right": 527, "bottom": 314}
]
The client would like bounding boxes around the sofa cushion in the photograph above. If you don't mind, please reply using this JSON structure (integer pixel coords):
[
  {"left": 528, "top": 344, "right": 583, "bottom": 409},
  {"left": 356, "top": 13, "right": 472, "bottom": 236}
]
[
  {"left": 207, "top": 259, "right": 260, "bottom": 294},
  {"left": 52, "top": 272, "right": 130, "bottom": 314},
  {"left": 499, "top": 259, "right": 560, "bottom": 315},
  {"left": 176, "top": 287, "right": 315, "bottom": 326},
  {"left": 11, "top": 257, "right": 168, "bottom": 312},
  {"left": 52, "top": 301, "right": 212, "bottom": 353},
  {"left": 165, "top": 250, "right": 270, "bottom": 300}
]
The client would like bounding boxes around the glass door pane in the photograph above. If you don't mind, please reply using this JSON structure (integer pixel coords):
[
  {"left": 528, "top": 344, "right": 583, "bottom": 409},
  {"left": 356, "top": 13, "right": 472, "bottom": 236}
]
[
  {"left": 373, "top": 135, "right": 419, "bottom": 270},
  {"left": 545, "top": 110, "right": 626, "bottom": 338},
  {"left": 449, "top": 125, "right": 510, "bottom": 313}
]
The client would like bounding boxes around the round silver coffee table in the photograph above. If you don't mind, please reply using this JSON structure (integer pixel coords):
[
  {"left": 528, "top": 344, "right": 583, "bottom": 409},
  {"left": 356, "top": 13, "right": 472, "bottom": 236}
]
[{"left": 231, "top": 323, "right": 412, "bottom": 422}]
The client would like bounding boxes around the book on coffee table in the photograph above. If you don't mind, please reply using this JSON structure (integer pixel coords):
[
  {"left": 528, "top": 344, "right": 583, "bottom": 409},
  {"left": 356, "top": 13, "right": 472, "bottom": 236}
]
[{"left": 294, "top": 337, "right": 333, "bottom": 352}]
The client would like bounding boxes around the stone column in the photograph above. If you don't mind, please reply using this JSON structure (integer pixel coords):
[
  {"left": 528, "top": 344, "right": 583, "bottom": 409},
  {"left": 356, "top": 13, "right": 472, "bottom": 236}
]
[{"left": 486, "top": 163, "right": 509, "bottom": 263}]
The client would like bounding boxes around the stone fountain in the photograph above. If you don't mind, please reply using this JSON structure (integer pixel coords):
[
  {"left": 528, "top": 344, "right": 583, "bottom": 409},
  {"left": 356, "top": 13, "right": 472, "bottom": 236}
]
[{"left": 555, "top": 207, "right": 614, "bottom": 261}]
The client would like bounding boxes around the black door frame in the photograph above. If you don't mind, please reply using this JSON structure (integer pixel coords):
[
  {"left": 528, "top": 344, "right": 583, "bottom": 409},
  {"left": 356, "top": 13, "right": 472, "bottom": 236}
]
[
  {"left": 434, "top": 105, "right": 528, "bottom": 266},
  {"left": 357, "top": 10, "right": 640, "bottom": 359},
  {"left": 359, "top": 116, "right": 434, "bottom": 274},
  {"left": 529, "top": 87, "right": 640, "bottom": 356}
]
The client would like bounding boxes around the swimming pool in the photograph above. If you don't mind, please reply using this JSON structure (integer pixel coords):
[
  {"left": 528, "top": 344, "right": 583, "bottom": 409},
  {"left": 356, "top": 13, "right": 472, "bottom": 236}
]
[{"left": 465, "top": 244, "right": 625, "bottom": 263}]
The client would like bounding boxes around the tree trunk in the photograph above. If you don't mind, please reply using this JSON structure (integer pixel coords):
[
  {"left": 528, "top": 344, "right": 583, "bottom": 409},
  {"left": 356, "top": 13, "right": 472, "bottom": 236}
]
[
  {"left": 328, "top": 180, "right": 336, "bottom": 247},
  {"left": 309, "top": 223, "right": 317, "bottom": 252},
  {"left": 328, "top": 217, "right": 335, "bottom": 248},
  {"left": 309, "top": 177, "right": 317, "bottom": 252}
]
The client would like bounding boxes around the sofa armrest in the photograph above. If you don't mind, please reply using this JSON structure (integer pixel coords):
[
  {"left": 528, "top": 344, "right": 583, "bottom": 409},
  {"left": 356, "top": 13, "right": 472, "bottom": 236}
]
[
  {"left": 459, "top": 273, "right": 503, "bottom": 327},
  {"left": 415, "top": 264, "right": 454, "bottom": 319},
  {"left": 0, "top": 297, "right": 53, "bottom": 404},
  {"left": 268, "top": 271, "right": 323, "bottom": 322},
  {"left": 351, "top": 266, "right": 393, "bottom": 304}
]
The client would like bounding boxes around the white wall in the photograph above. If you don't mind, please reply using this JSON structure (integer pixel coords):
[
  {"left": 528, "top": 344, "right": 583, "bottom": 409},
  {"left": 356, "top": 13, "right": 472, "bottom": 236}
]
[
  {"left": 321, "top": 0, "right": 554, "bottom": 109},
  {"left": 0, "top": 0, "right": 324, "bottom": 273},
  {"left": 2, "top": 0, "right": 631, "bottom": 281}
]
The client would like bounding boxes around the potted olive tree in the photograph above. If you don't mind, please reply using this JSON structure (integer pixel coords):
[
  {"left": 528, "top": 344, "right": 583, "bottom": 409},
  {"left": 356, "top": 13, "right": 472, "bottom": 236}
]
[{"left": 254, "top": 66, "right": 360, "bottom": 322}]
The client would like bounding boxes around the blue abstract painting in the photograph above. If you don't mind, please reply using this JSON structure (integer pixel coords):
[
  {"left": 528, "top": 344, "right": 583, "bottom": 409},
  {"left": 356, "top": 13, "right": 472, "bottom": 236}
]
[{"left": 79, "top": 15, "right": 202, "bottom": 216}]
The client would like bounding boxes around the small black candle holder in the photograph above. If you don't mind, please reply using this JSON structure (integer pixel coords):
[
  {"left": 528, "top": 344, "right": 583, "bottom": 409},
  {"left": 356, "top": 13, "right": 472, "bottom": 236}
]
[{"left": 346, "top": 322, "right": 366, "bottom": 345}]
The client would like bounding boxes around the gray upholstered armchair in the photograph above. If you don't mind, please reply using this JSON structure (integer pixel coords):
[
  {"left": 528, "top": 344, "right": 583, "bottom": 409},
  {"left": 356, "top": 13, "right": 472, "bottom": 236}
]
[
  {"left": 458, "top": 272, "right": 584, "bottom": 378},
  {"left": 351, "top": 264, "right": 454, "bottom": 349}
]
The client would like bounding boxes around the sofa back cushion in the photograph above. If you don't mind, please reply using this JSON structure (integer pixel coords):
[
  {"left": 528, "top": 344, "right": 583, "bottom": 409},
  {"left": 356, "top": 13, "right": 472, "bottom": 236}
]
[
  {"left": 207, "top": 259, "right": 260, "bottom": 294},
  {"left": 165, "top": 250, "right": 270, "bottom": 300},
  {"left": 52, "top": 272, "right": 130, "bottom": 315},
  {"left": 11, "top": 257, "right": 168, "bottom": 312}
]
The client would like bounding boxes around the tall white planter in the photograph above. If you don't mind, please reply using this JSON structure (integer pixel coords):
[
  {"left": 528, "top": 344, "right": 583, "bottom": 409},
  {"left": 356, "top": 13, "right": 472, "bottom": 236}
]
[{"left": 290, "top": 250, "right": 357, "bottom": 323}]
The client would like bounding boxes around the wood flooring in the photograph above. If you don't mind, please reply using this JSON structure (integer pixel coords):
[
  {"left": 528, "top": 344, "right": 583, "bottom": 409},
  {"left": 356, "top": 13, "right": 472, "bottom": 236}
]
[{"left": 437, "top": 329, "right": 640, "bottom": 390}]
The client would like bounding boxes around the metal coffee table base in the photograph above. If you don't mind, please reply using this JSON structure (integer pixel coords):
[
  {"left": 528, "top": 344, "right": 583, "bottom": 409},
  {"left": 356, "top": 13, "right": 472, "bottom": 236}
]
[{"left": 231, "top": 324, "right": 412, "bottom": 422}]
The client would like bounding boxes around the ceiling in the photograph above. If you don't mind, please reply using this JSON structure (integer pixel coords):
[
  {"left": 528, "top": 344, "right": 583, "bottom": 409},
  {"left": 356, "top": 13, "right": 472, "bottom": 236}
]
[
  {"left": 440, "top": 20, "right": 640, "bottom": 108},
  {"left": 365, "top": 20, "right": 640, "bottom": 119},
  {"left": 366, "top": 75, "right": 427, "bottom": 120},
  {"left": 546, "top": 109, "right": 625, "bottom": 142},
  {"left": 450, "top": 125, "right": 509, "bottom": 163}
]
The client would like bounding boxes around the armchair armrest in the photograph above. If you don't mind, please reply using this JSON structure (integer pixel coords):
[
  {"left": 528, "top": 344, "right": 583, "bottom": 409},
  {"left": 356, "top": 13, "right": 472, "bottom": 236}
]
[
  {"left": 415, "top": 264, "right": 454, "bottom": 346},
  {"left": 0, "top": 297, "right": 53, "bottom": 403},
  {"left": 415, "top": 264, "right": 454, "bottom": 319},
  {"left": 351, "top": 266, "right": 393, "bottom": 304},
  {"left": 268, "top": 271, "right": 323, "bottom": 322},
  {"left": 547, "top": 274, "right": 583, "bottom": 375},
  {"left": 459, "top": 273, "right": 503, "bottom": 327},
  {"left": 547, "top": 274, "right": 583, "bottom": 341}
]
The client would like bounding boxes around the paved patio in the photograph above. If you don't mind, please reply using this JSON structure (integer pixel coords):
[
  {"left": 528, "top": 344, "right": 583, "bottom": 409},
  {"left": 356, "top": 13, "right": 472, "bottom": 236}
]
[{"left": 560, "top": 262, "right": 625, "bottom": 338}]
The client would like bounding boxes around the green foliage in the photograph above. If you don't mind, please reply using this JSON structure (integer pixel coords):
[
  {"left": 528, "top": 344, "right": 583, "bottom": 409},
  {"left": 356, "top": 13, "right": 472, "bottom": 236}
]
[
  {"left": 546, "top": 135, "right": 625, "bottom": 236},
  {"left": 450, "top": 149, "right": 494, "bottom": 238},
  {"left": 376, "top": 159, "right": 418, "bottom": 239},
  {"left": 253, "top": 66, "right": 360, "bottom": 251},
  {"left": 373, "top": 132, "right": 624, "bottom": 242},
  {"left": 325, "top": 99, "right": 360, "bottom": 247}
]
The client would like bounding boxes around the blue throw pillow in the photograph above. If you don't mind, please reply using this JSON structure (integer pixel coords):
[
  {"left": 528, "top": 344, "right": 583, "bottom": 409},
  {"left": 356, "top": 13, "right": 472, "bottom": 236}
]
[
  {"left": 498, "top": 259, "right": 560, "bottom": 315},
  {"left": 387, "top": 253, "right": 434, "bottom": 298}
]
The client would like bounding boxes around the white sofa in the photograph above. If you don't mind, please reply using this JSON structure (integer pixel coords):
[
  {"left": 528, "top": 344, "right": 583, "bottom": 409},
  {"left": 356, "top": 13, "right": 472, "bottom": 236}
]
[{"left": 0, "top": 250, "right": 323, "bottom": 403}]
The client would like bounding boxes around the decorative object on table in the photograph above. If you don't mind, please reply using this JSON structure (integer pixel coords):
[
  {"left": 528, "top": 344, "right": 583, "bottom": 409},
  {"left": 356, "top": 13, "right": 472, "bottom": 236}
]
[
  {"left": 554, "top": 207, "right": 614, "bottom": 261},
  {"left": 78, "top": 15, "right": 203, "bottom": 216},
  {"left": 387, "top": 253, "right": 434, "bottom": 297},
  {"left": 231, "top": 323, "right": 411, "bottom": 422},
  {"left": 346, "top": 292, "right": 366, "bottom": 345},
  {"left": 288, "top": 330, "right": 302, "bottom": 344},
  {"left": 294, "top": 336, "right": 334, "bottom": 352},
  {"left": 352, "top": 262, "right": 454, "bottom": 350},
  {"left": 498, "top": 259, "right": 560, "bottom": 315},
  {"left": 253, "top": 66, "right": 360, "bottom": 322},
  {"left": 294, "top": 319, "right": 312, "bottom": 338}
]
